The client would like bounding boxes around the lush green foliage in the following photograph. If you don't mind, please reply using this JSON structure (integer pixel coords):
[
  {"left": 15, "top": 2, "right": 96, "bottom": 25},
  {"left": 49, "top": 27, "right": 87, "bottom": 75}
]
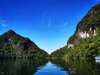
[
  {"left": 67, "top": 4, "right": 100, "bottom": 44},
  {"left": 0, "top": 30, "right": 48, "bottom": 59},
  {"left": 51, "top": 35, "right": 100, "bottom": 60},
  {"left": 51, "top": 4, "right": 100, "bottom": 60}
]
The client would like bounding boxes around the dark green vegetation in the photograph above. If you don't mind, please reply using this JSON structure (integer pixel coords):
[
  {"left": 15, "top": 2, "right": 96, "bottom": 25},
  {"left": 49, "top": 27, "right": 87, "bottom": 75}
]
[
  {"left": 51, "top": 4, "right": 100, "bottom": 60},
  {"left": 0, "top": 59, "right": 48, "bottom": 75},
  {"left": 0, "top": 30, "right": 48, "bottom": 59},
  {"left": 51, "top": 59, "right": 100, "bottom": 75},
  {"left": 51, "top": 35, "right": 100, "bottom": 60}
]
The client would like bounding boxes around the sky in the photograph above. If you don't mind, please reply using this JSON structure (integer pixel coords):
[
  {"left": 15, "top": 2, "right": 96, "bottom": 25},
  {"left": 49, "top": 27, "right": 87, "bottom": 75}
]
[{"left": 0, "top": 0, "right": 100, "bottom": 53}]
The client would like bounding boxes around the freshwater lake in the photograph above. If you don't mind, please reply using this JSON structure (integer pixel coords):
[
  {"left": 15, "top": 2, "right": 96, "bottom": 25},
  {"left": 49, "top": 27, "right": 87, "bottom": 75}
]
[{"left": 0, "top": 59, "right": 100, "bottom": 75}]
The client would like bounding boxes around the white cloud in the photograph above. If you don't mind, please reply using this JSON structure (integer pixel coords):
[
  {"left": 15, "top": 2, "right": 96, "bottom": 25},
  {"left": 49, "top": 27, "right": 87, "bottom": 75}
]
[
  {"left": 56, "top": 21, "right": 68, "bottom": 28},
  {"left": 0, "top": 19, "right": 8, "bottom": 27},
  {"left": 62, "top": 22, "right": 68, "bottom": 27},
  {"left": 0, "top": 23, "right": 7, "bottom": 27},
  {"left": 57, "top": 22, "right": 68, "bottom": 33}
]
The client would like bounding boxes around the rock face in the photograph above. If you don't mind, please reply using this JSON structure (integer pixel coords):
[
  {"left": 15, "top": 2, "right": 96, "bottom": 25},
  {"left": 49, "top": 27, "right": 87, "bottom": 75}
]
[
  {"left": 0, "top": 30, "right": 48, "bottom": 59},
  {"left": 51, "top": 4, "right": 100, "bottom": 59},
  {"left": 67, "top": 4, "right": 100, "bottom": 48}
]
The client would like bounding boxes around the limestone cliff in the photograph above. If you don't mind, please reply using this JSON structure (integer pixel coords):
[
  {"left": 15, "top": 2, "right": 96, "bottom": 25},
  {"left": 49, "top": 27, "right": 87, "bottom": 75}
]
[{"left": 67, "top": 4, "right": 100, "bottom": 48}]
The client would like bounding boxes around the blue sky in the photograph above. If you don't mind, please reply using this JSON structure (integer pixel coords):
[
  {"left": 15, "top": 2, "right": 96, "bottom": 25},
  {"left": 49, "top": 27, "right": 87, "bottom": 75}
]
[{"left": 0, "top": 0, "right": 100, "bottom": 53}]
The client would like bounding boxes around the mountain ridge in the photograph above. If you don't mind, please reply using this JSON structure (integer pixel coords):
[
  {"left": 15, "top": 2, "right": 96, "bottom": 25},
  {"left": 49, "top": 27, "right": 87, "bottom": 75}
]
[
  {"left": 0, "top": 30, "right": 48, "bottom": 59},
  {"left": 67, "top": 4, "right": 100, "bottom": 48},
  {"left": 51, "top": 4, "right": 100, "bottom": 60}
]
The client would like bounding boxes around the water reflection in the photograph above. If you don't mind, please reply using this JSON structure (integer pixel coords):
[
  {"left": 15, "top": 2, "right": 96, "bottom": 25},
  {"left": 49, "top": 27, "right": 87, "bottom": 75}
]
[
  {"left": 0, "top": 59, "right": 100, "bottom": 75},
  {"left": 34, "top": 61, "right": 69, "bottom": 75},
  {"left": 51, "top": 59, "right": 100, "bottom": 75},
  {"left": 0, "top": 59, "right": 47, "bottom": 75}
]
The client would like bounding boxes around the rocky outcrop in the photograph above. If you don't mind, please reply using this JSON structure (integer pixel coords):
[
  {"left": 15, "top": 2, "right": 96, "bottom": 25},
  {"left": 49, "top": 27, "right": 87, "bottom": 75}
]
[
  {"left": 67, "top": 4, "right": 100, "bottom": 48},
  {"left": 51, "top": 4, "right": 100, "bottom": 60}
]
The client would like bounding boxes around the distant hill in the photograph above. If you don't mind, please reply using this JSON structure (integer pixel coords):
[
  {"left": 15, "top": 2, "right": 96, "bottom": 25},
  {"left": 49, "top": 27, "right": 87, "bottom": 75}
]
[
  {"left": 0, "top": 30, "right": 48, "bottom": 59},
  {"left": 51, "top": 4, "right": 100, "bottom": 60}
]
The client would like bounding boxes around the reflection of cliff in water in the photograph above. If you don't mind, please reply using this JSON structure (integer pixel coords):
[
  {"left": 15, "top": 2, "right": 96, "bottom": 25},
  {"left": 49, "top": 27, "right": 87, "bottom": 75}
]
[
  {"left": 0, "top": 59, "right": 48, "bottom": 75},
  {"left": 51, "top": 59, "right": 100, "bottom": 75}
]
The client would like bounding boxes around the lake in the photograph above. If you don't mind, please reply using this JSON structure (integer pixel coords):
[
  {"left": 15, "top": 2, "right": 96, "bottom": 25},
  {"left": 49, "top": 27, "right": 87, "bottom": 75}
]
[
  {"left": 0, "top": 59, "right": 100, "bottom": 75},
  {"left": 34, "top": 62, "right": 69, "bottom": 75}
]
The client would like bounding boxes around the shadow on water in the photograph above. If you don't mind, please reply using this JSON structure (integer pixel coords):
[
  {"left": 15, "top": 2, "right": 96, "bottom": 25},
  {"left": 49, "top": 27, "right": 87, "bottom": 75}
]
[
  {"left": 0, "top": 59, "right": 100, "bottom": 75},
  {"left": 51, "top": 59, "right": 100, "bottom": 75},
  {"left": 0, "top": 59, "right": 48, "bottom": 75}
]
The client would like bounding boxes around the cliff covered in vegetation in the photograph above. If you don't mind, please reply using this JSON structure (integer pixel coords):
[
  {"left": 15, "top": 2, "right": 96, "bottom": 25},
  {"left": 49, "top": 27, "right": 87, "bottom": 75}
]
[
  {"left": 51, "top": 4, "right": 100, "bottom": 60},
  {"left": 0, "top": 30, "right": 48, "bottom": 59}
]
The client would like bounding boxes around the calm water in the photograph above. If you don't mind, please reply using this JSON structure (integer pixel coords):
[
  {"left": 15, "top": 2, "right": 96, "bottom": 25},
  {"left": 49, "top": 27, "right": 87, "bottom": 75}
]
[
  {"left": 34, "top": 62, "right": 69, "bottom": 75},
  {"left": 0, "top": 59, "right": 100, "bottom": 75}
]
